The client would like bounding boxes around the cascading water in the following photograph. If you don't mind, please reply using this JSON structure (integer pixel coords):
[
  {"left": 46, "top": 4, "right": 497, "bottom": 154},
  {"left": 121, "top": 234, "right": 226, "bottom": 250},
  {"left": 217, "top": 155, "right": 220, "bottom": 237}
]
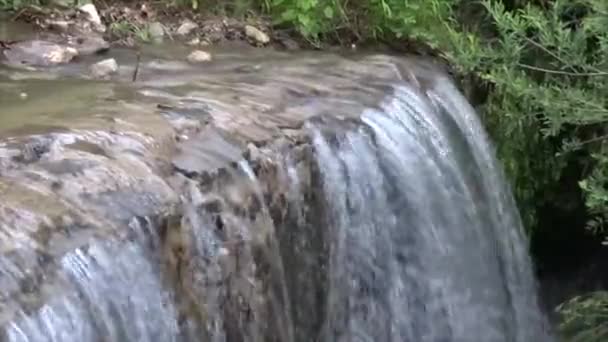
[
  {"left": 5, "top": 236, "right": 180, "bottom": 342},
  {"left": 0, "top": 48, "right": 553, "bottom": 342},
  {"left": 303, "top": 80, "right": 553, "bottom": 341}
]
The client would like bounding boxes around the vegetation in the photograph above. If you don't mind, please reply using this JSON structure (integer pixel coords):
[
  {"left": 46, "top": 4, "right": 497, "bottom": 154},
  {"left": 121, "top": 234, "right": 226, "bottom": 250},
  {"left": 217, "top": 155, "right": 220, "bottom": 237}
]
[{"left": 558, "top": 292, "right": 608, "bottom": 341}]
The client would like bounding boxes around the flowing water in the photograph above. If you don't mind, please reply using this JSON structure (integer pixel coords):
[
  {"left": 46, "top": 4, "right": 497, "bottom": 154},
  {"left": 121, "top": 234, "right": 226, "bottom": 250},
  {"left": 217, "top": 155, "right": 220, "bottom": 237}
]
[{"left": 0, "top": 21, "right": 553, "bottom": 341}]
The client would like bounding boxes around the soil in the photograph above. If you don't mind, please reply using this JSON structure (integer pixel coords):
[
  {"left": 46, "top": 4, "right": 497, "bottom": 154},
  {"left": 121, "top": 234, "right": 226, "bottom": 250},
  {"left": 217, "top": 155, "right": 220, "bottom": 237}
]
[{"left": 6, "top": 0, "right": 303, "bottom": 51}]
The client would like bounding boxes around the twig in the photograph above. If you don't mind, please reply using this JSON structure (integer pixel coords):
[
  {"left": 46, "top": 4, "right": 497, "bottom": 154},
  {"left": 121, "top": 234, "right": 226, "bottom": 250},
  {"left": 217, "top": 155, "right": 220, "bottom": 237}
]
[
  {"left": 132, "top": 50, "right": 141, "bottom": 82},
  {"left": 523, "top": 36, "right": 577, "bottom": 72},
  {"left": 11, "top": 7, "right": 28, "bottom": 21},
  {"left": 578, "top": 134, "right": 608, "bottom": 147},
  {"left": 524, "top": 36, "right": 605, "bottom": 74},
  {"left": 517, "top": 63, "right": 608, "bottom": 77}
]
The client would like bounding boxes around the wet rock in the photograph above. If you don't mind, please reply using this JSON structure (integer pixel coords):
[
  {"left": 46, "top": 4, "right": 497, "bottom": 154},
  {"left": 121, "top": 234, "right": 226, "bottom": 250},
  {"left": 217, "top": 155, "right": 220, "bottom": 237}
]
[
  {"left": 2, "top": 40, "right": 78, "bottom": 67},
  {"left": 176, "top": 20, "right": 198, "bottom": 36},
  {"left": 277, "top": 35, "right": 300, "bottom": 51},
  {"left": 79, "top": 4, "right": 106, "bottom": 33},
  {"left": 148, "top": 22, "right": 165, "bottom": 42},
  {"left": 245, "top": 25, "right": 270, "bottom": 45},
  {"left": 187, "top": 50, "right": 212, "bottom": 64},
  {"left": 90, "top": 58, "right": 118, "bottom": 78},
  {"left": 186, "top": 37, "right": 200, "bottom": 46},
  {"left": 246, "top": 143, "right": 261, "bottom": 162},
  {"left": 65, "top": 34, "right": 110, "bottom": 55},
  {"left": 46, "top": 20, "right": 70, "bottom": 32}
]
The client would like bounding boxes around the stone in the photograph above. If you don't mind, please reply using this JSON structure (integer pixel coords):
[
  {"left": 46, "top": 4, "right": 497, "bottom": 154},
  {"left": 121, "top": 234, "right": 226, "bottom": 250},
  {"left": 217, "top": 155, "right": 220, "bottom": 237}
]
[
  {"left": 47, "top": 46, "right": 79, "bottom": 65},
  {"left": 176, "top": 20, "right": 199, "bottom": 36},
  {"left": 186, "top": 37, "right": 200, "bottom": 46},
  {"left": 79, "top": 4, "right": 106, "bottom": 33},
  {"left": 246, "top": 143, "right": 261, "bottom": 162},
  {"left": 90, "top": 58, "right": 118, "bottom": 78},
  {"left": 279, "top": 37, "right": 299, "bottom": 51},
  {"left": 66, "top": 34, "right": 110, "bottom": 55},
  {"left": 187, "top": 50, "right": 212, "bottom": 64},
  {"left": 245, "top": 25, "right": 270, "bottom": 45},
  {"left": 46, "top": 20, "right": 70, "bottom": 32},
  {"left": 148, "top": 22, "right": 165, "bottom": 42}
]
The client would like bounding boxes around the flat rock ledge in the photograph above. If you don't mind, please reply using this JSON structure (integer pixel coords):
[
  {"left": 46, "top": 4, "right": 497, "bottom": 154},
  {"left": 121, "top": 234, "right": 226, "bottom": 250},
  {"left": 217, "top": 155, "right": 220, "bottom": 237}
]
[{"left": 0, "top": 54, "right": 448, "bottom": 341}]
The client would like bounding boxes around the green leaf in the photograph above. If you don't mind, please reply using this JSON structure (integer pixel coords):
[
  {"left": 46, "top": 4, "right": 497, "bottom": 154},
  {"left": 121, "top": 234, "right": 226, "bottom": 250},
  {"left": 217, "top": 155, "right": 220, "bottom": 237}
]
[
  {"left": 280, "top": 8, "right": 297, "bottom": 21},
  {"left": 323, "top": 6, "right": 334, "bottom": 19}
]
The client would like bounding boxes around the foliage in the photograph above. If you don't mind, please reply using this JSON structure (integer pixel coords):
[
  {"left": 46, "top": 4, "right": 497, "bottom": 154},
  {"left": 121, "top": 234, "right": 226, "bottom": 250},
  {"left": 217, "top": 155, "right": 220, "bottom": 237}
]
[
  {"left": 108, "top": 21, "right": 152, "bottom": 43},
  {"left": 0, "top": 0, "right": 39, "bottom": 10},
  {"left": 558, "top": 291, "right": 608, "bottom": 341},
  {"left": 439, "top": 0, "right": 608, "bottom": 232},
  {"left": 260, "top": 0, "right": 452, "bottom": 46}
]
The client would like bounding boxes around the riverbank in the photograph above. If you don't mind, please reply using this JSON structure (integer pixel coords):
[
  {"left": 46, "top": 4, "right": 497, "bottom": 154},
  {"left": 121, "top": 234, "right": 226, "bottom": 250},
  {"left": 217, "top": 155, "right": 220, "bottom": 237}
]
[{"left": 4, "top": 1, "right": 300, "bottom": 50}]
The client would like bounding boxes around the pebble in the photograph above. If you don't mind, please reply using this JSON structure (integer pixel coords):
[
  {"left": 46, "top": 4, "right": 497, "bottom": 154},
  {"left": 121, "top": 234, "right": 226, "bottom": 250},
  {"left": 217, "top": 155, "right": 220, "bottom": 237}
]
[{"left": 187, "top": 50, "right": 212, "bottom": 63}]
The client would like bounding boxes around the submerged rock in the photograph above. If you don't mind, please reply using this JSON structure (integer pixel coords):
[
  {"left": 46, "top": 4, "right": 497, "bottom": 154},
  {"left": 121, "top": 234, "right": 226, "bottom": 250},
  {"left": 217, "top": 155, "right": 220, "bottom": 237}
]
[
  {"left": 187, "top": 50, "right": 212, "bottom": 63},
  {"left": 90, "top": 58, "right": 118, "bottom": 78},
  {"left": 245, "top": 25, "right": 270, "bottom": 45},
  {"left": 2, "top": 40, "right": 78, "bottom": 67}
]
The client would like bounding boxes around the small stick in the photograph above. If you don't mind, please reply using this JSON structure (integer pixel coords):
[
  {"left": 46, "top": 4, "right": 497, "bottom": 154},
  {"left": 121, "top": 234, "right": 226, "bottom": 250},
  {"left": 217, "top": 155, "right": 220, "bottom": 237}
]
[{"left": 132, "top": 50, "right": 141, "bottom": 82}]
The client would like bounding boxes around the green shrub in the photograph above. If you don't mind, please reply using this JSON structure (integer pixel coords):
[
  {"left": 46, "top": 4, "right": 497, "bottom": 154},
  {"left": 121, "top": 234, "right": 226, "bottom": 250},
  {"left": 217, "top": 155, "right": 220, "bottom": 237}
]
[
  {"left": 558, "top": 291, "right": 608, "bottom": 341},
  {"left": 444, "top": 0, "right": 608, "bottom": 234},
  {"left": 262, "top": 0, "right": 452, "bottom": 46}
]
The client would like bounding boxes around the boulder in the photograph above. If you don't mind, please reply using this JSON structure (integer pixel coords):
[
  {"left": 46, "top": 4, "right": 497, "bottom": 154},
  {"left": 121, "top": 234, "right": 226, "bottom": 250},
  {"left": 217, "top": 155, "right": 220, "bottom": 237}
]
[{"left": 2, "top": 40, "right": 79, "bottom": 67}]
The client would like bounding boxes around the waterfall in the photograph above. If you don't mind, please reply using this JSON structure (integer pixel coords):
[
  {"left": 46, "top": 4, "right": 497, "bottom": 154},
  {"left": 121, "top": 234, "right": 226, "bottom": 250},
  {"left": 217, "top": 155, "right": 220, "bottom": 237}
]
[
  {"left": 0, "top": 55, "right": 552, "bottom": 342},
  {"left": 305, "top": 80, "right": 552, "bottom": 341}
]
